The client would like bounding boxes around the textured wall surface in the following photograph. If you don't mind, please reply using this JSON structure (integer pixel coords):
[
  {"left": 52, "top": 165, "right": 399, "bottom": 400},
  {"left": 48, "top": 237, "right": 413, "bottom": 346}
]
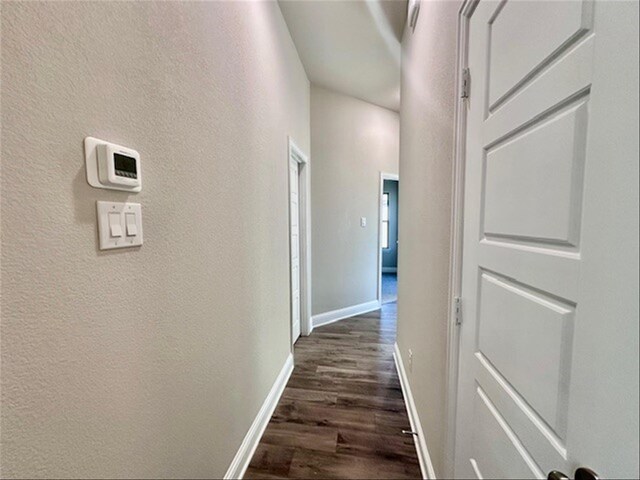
[
  {"left": 0, "top": 2, "right": 309, "bottom": 477},
  {"left": 310, "top": 85, "right": 398, "bottom": 315},
  {"left": 396, "top": 1, "right": 460, "bottom": 477}
]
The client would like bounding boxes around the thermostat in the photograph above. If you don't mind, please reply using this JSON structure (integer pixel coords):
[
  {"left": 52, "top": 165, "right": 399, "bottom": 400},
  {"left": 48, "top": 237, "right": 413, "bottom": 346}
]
[{"left": 84, "top": 137, "right": 142, "bottom": 192}]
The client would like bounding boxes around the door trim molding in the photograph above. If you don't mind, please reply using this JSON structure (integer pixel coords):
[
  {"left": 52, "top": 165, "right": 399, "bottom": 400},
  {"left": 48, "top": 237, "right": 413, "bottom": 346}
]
[
  {"left": 288, "top": 137, "right": 312, "bottom": 341},
  {"left": 223, "top": 353, "right": 294, "bottom": 480},
  {"left": 444, "top": 1, "right": 478, "bottom": 477},
  {"left": 311, "top": 299, "right": 381, "bottom": 329},
  {"left": 378, "top": 172, "right": 399, "bottom": 304},
  {"left": 394, "top": 343, "right": 436, "bottom": 479}
]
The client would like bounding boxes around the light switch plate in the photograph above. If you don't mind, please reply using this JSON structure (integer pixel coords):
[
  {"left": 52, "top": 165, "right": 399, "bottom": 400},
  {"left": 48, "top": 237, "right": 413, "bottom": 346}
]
[
  {"left": 97, "top": 201, "right": 143, "bottom": 250},
  {"left": 360, "top": 217, "right": 367, "bottom": 227}
]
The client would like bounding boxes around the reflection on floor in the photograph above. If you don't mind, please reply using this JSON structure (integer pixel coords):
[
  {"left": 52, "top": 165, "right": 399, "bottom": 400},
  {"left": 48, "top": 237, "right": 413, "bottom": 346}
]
[
  {"left": 245, "top": 302, "right": 421, "bottom": 479},
  {"left": 381, "top": 273, "right": 397, "bottom": 304}
]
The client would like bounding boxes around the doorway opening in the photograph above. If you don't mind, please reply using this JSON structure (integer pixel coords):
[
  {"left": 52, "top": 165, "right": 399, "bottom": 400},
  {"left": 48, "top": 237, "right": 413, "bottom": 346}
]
[
  {"left": 378, "top": 173, "right": 399, "bottom": 305},
  {"left": 288, "top": 137, "right": 311, "bottom": 347}
]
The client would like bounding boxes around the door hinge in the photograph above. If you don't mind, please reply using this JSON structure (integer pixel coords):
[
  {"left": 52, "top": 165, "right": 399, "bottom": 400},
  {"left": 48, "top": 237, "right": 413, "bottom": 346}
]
[
  {"left": 454, "top": 297, "right": 463, "bottom": 326},
  {"left": 461, "top": 68, "right": 471, "bottom": 100}
]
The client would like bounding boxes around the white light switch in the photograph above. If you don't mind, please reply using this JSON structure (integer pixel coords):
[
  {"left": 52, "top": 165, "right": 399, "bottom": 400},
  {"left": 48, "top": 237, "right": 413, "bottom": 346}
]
[
  {"left": 360, "top": 217, "right": 367, "bottom": 227},
  {"left": 97, "top": 201, "right": 143, "bottom": 250},
  {"left": 108, "top": 212, "right": 123, "bottom": 237},
  {"left": 125, "top": 213, "right": 138, "bottom": 236}
]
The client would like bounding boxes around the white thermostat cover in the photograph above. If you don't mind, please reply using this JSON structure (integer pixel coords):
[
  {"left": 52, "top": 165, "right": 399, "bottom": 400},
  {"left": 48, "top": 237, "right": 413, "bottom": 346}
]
[{"left": 84, "top": 136, "right": 142, "bottom": 192}]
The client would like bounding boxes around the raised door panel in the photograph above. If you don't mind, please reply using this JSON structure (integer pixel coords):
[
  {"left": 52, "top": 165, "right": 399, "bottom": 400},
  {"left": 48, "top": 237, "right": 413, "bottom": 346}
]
[
  {"left": 489, "top": 0, "right": 592, "bottom": 110},
  {"left": 483, "top": 101, "right": 588, "bottom": 246},
  {"left": 477, "top": 272, "right": 574, "bottom": 437},
  {"left": 471, "top": 386, "right": 541, "bottom": 479}
]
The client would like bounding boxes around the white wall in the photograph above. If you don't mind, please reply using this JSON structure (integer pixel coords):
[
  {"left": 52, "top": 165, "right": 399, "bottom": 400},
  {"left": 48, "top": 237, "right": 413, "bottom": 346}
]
[
  {"left": 310, "top": 85, "right": 399, "bottom": 316},
  {"left": 396, "top": 1, "right": 460, "bottom": 477},
  {"left": 0, "top": 2, "right": 309, "bottom": 477}
]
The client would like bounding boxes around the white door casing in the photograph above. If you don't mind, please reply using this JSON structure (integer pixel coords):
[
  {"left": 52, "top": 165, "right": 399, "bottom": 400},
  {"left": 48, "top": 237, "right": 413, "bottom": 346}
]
[
  {"left": 289, "top": 157, "right": 301, "bottom": 344},
  {"left": 288, "top": 138, "right": 311, "bottom": 341},
  {"left": 378, "top": 172, "right": 399, "bottom": 304},
  {"left": 454, "top": 1, "right": 639, "bottom": 479}
]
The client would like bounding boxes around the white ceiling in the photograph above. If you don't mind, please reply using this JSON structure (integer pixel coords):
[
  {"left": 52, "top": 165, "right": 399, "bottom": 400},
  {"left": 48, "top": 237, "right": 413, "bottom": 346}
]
[{"left": 279, "top": 0, "right": 407, "bottom": 111}]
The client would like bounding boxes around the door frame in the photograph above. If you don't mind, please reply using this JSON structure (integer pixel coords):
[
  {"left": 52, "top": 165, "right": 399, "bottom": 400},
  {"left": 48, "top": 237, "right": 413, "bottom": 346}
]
[
  {"left": 288, "top": 137, "right": 312, "bottom": 345},
  {"left": 444, "top": 1, "right": 477, "bottom": 478},
  {"left": 378, "top": 172, "right": 399, "bottom": 305}
]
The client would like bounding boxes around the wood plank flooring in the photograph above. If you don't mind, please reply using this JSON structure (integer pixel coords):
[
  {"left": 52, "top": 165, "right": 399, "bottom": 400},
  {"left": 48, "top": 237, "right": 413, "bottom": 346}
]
[{"left": 245, "top": 302, "right": 422, "bottom": 479}]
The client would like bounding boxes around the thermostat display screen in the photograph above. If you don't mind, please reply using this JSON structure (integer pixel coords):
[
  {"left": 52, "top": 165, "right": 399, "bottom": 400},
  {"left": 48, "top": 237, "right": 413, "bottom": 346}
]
[{"left": 114, "top": 153, "right": 137, "bottom": 177}]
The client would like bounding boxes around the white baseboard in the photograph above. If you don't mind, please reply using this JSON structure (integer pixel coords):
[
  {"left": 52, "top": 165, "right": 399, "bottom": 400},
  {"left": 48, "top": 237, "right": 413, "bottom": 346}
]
[
  {"left": 393, "top": 343, "right": 437, "bottom": 479},
  {"left": 311, "top": 299, "right": 381, "bottom": 329},
  {"left": 382, "top": 267, "right": 397, "bottom": 273},
  {"left": 224, "top": 353, "right": 294, "bottom": 479}
]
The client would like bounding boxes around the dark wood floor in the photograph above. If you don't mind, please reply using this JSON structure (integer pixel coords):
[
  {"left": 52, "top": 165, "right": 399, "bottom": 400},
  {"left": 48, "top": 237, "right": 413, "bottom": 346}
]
[{"left": 245, "top": 302, "right": 422, "bottom": 479}]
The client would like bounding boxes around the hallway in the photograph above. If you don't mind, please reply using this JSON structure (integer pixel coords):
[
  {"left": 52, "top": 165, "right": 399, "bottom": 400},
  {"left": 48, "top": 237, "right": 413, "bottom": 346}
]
[
  {"left": 1, "top": 1, "right": 638, "bottom": 478},
  {"left": 245, "top": 302, "right": 421, "bottom": 479}
]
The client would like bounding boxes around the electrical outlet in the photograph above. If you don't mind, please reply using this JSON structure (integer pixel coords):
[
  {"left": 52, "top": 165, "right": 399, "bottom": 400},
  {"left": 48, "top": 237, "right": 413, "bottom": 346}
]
[{"left": 408, "top": 349, "right": 413, "bottom": 373}]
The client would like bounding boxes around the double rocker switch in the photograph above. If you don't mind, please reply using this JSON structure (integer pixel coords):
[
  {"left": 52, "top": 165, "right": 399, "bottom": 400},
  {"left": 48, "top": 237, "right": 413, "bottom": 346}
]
[
  {"left": 97, "top": 201, "right": 143, "bottom": 250},
  {"left": 108, "top": 212, "right": 137, "bottom": 237}
]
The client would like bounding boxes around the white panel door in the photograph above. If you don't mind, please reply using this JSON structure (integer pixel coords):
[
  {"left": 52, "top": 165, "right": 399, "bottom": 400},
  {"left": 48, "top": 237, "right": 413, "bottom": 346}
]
[
  {"left": 290, "top": 158, "right": 301, "bottom": 344},
  {"left": 455, "top": 1, "right": 639, "bottom": 479}
]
